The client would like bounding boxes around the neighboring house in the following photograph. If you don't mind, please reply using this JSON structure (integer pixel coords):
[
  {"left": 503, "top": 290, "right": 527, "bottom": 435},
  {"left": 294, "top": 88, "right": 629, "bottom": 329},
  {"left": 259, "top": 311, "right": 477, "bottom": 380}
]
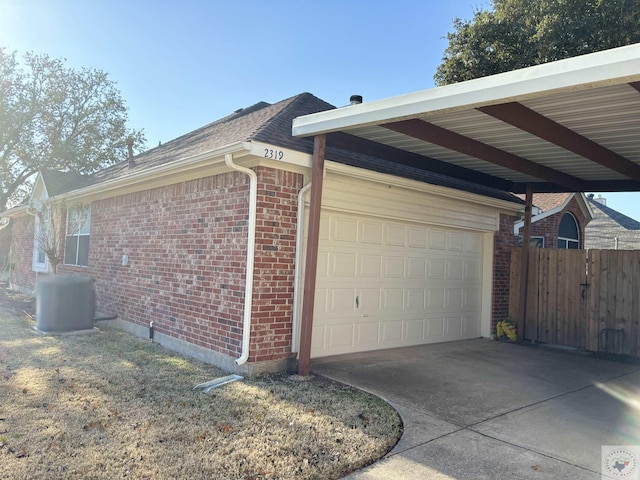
[
  {"left": 0, "top": 219, "right": 11, "bottom": 277},
  {"left": 585, "top": 194, "right": 640, "bottom": 250},
  {"left": 513, "top": 193, "right": 593, "bottom": 249},
  {"left": 3, "top": 92, "right": 522, "bottom": 374}
]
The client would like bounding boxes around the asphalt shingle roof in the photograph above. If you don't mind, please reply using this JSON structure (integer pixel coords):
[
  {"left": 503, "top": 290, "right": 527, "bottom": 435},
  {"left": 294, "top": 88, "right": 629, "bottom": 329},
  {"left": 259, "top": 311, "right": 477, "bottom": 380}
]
[
  {"left": 515, "top": 193, "right": 570, "bottom": 212},
  {"left": 39, "top": 92, "right": 522, "bottom": 204},
  {"left": 585, "top": 199, "right": 640, "bottom": 250},
  {"left": 39, "top": 169, "right": 93, "bottom": 196}
]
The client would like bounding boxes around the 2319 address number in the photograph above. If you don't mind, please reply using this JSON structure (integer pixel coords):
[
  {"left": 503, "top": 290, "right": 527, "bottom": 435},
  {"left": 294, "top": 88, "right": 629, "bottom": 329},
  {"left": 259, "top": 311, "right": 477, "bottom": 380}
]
[{"left": 264, "top": 148, "right": 284, "bottom": 160}]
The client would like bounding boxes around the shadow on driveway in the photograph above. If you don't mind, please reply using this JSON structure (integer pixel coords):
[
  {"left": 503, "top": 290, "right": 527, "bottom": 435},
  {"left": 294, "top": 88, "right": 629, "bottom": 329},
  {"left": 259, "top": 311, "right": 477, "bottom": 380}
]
[{"left": 312, "top": 339, "right": 640, "bottom": 480}]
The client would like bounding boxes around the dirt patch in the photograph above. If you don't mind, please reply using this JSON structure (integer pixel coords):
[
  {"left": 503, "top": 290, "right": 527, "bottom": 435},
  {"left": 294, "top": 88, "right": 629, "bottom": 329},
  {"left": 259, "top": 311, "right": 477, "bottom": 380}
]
[
  {"left": 0, "top": 281, "right": 34, "bottom": 317},
  {"left": 0, "top": 287, "right": 401, "bottom": 480}
]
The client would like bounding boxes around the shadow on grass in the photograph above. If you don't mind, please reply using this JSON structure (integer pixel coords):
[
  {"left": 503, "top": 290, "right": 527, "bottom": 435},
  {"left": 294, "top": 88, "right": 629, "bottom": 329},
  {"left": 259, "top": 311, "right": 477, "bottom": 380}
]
[{"left": 0, "top": 310, "right": 401, "bottom": 480}]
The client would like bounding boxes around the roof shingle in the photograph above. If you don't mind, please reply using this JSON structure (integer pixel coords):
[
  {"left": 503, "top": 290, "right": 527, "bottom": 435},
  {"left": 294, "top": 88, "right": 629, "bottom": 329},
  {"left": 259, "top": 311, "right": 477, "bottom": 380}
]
[{"left": 39, "top": 92, "right": 522, "bottom": 204}]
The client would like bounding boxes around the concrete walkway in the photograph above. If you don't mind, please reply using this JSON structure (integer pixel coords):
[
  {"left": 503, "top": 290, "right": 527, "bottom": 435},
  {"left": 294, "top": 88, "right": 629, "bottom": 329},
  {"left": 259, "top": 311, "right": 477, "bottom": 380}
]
[{"left": 312, "top": 339, "right": 640, "bottom": 480}]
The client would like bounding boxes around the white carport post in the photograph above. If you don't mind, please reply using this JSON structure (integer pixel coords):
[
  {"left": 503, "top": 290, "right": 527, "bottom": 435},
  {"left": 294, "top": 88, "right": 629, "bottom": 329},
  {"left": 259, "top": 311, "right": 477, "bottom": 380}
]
[{"left": 298, "top": 134, "right": 326, "bottom": 376}]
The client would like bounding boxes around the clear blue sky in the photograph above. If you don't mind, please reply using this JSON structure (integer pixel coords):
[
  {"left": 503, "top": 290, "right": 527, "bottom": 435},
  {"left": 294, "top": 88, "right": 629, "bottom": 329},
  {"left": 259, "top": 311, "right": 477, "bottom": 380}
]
[{"left": 1, "top": 0, "right": 638, "bottom": 219}]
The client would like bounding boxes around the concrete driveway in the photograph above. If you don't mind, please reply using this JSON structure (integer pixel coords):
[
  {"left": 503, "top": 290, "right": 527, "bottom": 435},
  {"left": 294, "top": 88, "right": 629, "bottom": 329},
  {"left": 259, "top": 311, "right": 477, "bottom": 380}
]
[{"left": 311, "top": 339, "right": 640, "bottom": 480}]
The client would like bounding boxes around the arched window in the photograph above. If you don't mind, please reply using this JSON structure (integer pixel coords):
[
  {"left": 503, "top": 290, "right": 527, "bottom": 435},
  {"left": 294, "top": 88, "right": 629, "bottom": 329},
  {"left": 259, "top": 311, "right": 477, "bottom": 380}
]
[{"left": 558, "top": 213, "right": 579, "bottom": 249}]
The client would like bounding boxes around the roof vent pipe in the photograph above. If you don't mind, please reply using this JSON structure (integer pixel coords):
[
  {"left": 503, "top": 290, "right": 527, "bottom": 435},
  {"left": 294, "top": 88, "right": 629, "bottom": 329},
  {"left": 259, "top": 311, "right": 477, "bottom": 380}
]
[
  {"left": 349, "top": 95, "right": 363, "bottom": 105},
  {"left": 126, "top": 137, "right": 135, "bottom": 168}
]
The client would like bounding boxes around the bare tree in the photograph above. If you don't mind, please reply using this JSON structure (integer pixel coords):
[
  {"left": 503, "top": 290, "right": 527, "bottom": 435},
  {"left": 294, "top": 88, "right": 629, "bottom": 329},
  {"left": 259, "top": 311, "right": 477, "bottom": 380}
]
[{"left": 30, "top": 200, "right": 89, "bottom": 274}]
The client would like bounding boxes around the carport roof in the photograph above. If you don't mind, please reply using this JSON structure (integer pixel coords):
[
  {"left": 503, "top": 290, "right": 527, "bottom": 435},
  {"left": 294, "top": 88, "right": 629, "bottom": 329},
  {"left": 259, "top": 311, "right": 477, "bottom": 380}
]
[{"left": 292, "top": 43, "right": 640, "bottom": 194}]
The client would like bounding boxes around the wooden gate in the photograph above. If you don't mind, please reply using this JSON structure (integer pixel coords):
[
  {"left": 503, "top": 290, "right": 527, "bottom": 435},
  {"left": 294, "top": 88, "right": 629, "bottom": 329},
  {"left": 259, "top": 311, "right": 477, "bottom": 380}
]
[{"left": 509, "top": 248, "right": 640, "bottom": 358}]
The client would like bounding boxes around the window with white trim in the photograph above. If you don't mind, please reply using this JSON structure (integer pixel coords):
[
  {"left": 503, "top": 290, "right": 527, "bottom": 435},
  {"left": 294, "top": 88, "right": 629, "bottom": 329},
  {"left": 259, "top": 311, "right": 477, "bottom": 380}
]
[
  {"left": 32, "top": 203, "right": 49, "bottom": 272},
  {"left": 64, "top": 205, "right": 91, "bottom": 266},
  {"left": 518, "top": 236, "right": 545, "bottom": 248},
  {"left": 558, "top": 213, "right": 579, "bottom": 249}
]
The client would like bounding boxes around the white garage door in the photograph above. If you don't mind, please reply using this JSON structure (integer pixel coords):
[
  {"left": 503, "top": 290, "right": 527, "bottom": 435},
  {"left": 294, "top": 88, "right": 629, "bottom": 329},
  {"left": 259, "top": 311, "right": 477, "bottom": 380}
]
[{"left": 311, "top": 211, "right": 483, "bottom": 358}]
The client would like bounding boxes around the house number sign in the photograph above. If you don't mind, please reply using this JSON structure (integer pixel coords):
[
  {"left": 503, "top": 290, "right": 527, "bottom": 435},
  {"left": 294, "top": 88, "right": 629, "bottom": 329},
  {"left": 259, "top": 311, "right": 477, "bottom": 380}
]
[{"left": 264, "top": 148, "right": 284, "bottom": 160}]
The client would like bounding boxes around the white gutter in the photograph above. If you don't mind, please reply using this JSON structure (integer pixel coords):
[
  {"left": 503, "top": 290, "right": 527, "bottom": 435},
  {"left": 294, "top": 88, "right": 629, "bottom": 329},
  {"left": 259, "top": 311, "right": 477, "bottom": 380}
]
[
  {"left": 1, "top": 204, "right": 29, "bottom": 218},
  {"left": 224, "top": 153, "right": 257, "bottom": 366},
  {"left": 291, "top": 180, "right": 313, "bottom": 353},
  {"left": 57, "top": 142, "right": 251, "bottom": 203}
]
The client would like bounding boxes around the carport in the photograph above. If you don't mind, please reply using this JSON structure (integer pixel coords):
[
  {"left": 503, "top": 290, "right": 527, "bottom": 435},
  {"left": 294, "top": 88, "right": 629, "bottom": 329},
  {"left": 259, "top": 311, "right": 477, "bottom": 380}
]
[{"left": 292, "top": 43, "right": 640, "bottom": 375}]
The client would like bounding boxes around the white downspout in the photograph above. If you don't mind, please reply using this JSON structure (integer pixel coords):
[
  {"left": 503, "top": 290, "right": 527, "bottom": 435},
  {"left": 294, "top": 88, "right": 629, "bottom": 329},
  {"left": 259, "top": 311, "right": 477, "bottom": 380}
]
[
  {"left": 224, "top": 154, "right": 257, "bottom": 366},
  {"left": 291, "top": 181, "right": 313, "bottom": 353}
]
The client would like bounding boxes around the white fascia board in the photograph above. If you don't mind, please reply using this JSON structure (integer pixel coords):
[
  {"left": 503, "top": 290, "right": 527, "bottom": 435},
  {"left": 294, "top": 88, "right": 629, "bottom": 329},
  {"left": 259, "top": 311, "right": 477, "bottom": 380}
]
[
  {"left": 292, "top": 43, "right": 640, "bottom": 137},
  {"left": 1, "top": 204, "right": 29, "bottom": 218},
  {"left": 326, "top": 161, "right": 523, "bottom": 214},
  {"left": 576, "top": 193, "right": 594, "bottom": 221},
  {"left": 247, "top": 141, "right": 312, "bottom": 168},
  {"left": 53, "top": 142, "right": 251, "bottom": 203},
  {"left": 513, "top": 193, "right": 576, "bottom": 234}
]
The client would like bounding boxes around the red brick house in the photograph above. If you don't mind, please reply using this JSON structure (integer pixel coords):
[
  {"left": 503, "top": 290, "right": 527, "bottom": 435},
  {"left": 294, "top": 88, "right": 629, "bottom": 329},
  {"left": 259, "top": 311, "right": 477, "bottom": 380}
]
[
  {"left": 514, "top": 193, "right": 593, "bottom": 249},
  {"left": 3, "top": 93, "right": 523, "bottom": 374}
]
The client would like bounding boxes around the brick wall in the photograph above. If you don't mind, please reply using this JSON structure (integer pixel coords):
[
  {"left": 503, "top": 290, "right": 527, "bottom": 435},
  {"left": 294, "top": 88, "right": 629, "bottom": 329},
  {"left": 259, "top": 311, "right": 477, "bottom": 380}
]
[
  {"left": 9, "top": 215, "right": 37, "bottom": 290},
  {"left": 8, "top": 167, "right": 303, "bottom": 368},
  {"left": 250, "top": 168, "right": 302, "bottom": 363},
  {"left": 492, "top": 213, "right": 518, "bottom": 332},
  {"left": 70, "top": 167, "right": 300, "bottom": 366},
  {"left": 41, "top": 166, "right": 302, "bottom": 368}
]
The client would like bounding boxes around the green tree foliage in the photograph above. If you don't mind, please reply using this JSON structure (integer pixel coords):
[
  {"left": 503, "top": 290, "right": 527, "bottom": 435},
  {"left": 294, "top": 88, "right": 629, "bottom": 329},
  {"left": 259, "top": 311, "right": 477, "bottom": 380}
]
[
  {"left": 0, "top": 48, "right": 145, "bottom": 211},
  {"left": 435, "top": 0, "right": 640, "bottom": 85}
]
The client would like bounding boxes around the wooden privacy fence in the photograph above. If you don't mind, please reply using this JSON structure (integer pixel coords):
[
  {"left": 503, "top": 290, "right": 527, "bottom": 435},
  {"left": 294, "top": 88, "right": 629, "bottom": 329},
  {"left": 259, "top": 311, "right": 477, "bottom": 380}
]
[{"left": 509, "top": 248, "right": 640, "bottom": 358}]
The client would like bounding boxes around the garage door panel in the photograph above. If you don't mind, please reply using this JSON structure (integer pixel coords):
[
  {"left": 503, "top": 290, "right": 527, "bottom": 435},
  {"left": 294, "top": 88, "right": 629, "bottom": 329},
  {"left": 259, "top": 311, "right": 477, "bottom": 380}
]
[
  {"left": 359, "top": 221, "right": 383, "bottom": 244},
  {"left": 464, "top": 234, "right": 482, "bottom": 253},
  {"left": 427, "top": 288, "right": 445, "bottom": 308},
  {"left": 359, "top": 255, "right": 382, "bottom": 277},
  {"left": 465, "top": 260, "right": 480, "bottom": 280},
  {"left": 316, "top": 252, "right": 330, "bottom": 277},
  {"left": 314, "top": 288, "right": 329, "bottom": 315},
  {"left": 447, "top": 260, "right": 464, "bottom": 280},
  {"left": 332, "top": 253, "right": 357, "bottom": 277},
  {"left": 448, "top": 233, "right": 465, "bottom": 252},
  {"left": 407, "top": 257, "right": 427, "bottom": 278},
  {"left": 405, "top": 318, "right": 425, "bottom": 340},
  {"left": 312, "top": 211, "right": 483, "bottom": 358},
  {"left": 406, "top": 288, "right": 426, "bottom": 310},
  {"left": 383, "top": 289, "right": 404, "bottom": 310},
  {"left": 446, "top": 288, "right": 464, "bottom": 309},
  {"left": 464, "top": 288, "right": 480, "bottom": 309},
  {"left": 429, "top": 259, "right": 446, "bottom": 279},
  {"left": 408, "top": 227, "right": 427, "bottom": 248},
  {"left": 357, "top": 322, "right": 380, "bottom": 346},
  {"left": 384, "top": 257, "right": 405, "bottom": 277},
  {"left": 334, "top": 216, "right": 358, "bottom": 242},
  {"left": 382, "top": 321, "right": 403, "bottom": 343},
  {"left": 385, "top": 224, "right": 406, "bottom": 246},
  {"left": 319, "top": 216, "right": 331, "bottom": 240},
  {"left": 311, "top": 324, "right": 326, "bottom": 352},
  {"left": 329, "top": 324, "right": 355, "bottom": 349},
  {"left": 462, "top": 315, "right": 481, "bottom": 337},
  {"left": 330, "top": 289, "right": 356, "bottom": 313},
  {"left": 429, "top": 230, "right": 447, "bottom": 250},
  {"left": 426, "top": 317, "right": 445, "bottom": 339},
  {"left": 358, "top": 289, "right": 380, "bottom": 310},
  {"left": 445, "top": 316, "right": 464, "bottom": 338}
]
